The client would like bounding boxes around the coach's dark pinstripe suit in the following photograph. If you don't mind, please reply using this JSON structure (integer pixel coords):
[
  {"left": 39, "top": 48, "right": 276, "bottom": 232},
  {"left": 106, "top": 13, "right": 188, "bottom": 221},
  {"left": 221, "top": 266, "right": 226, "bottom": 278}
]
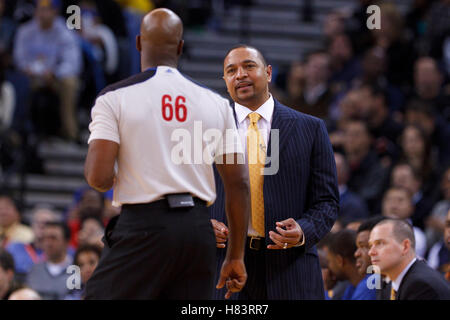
[{"left": 210, "top": 99, "right": 339, "bottom": 300}]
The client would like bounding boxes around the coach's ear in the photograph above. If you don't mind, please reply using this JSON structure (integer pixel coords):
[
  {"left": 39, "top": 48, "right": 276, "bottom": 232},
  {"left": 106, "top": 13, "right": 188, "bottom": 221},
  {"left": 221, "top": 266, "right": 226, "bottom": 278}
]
[{"left": 136, "top": 35, "right": 142, "bottom": 52}]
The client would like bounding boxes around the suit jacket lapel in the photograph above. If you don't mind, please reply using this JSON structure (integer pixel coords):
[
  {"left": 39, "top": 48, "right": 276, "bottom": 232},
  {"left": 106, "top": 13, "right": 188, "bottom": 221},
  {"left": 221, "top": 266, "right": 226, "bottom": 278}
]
[
  {"left": 267, "top": 99, "right": 295, "bottom": 158},
  {"left": 397, "top": 260, "right": 419, "bottom": 299}
]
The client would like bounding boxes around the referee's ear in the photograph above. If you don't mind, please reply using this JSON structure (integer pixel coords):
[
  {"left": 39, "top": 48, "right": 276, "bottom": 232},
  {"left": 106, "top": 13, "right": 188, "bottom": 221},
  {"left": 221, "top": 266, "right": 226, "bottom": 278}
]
[
  {"left": 136, "top": 35, "right": 142, "bottom": 52},
  {"left": 177, "top": 39, "right": 184, "bottom": 57}
]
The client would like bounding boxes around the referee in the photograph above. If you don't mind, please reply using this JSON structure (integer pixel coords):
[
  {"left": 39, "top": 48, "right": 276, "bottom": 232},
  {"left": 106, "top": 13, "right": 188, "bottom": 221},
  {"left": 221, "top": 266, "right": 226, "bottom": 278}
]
[{"left": 83, "top": 8, "right": 249, "bottom": 300}]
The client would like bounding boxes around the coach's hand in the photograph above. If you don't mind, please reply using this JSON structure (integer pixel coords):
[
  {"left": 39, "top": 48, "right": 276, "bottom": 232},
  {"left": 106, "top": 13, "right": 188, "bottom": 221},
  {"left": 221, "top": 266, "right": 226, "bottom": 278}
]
[
  {"left": 267, "top": 218, "right": 304, "bottom": 249},
  {"left": 211, "top": 219, "right": 229, "bottom": 248},
  {"left": 216, "top": 259, "right": 247, "bottom": 299}
]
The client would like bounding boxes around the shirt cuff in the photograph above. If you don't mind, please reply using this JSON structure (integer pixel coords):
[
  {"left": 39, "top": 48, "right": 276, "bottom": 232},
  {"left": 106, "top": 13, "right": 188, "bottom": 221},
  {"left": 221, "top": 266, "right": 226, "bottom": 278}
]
[{"left": 294, "top": 225, "right": 305, "bottom": 247}]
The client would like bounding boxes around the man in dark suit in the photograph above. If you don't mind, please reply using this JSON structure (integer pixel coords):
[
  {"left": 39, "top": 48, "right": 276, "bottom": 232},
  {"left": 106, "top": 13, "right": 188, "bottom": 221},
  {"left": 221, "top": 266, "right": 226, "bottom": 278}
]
[
  {"left": 210, "top": 45, "right": 339, "bottom": 300},
  {"left": 369, "top": 218, "right": 450, "bottom": 300}
]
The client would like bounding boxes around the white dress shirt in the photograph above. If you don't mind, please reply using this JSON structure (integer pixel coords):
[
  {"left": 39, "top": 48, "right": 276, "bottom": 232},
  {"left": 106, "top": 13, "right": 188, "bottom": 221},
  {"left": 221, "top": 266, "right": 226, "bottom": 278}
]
[{"left": 234, "top": 95, "right": 274, "bottom": 162}]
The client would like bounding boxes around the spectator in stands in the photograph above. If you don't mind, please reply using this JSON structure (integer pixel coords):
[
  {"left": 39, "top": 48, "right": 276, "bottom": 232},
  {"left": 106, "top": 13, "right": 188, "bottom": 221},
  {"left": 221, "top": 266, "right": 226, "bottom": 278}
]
[
  {"left": 114, "top": 0, "right": 154, "bottom": 16},
  {"left": 8, "top": 287, "right": 41, "bottom": 300},
  {"left": 6, "top": 206, "right": 59, "bottom": 281},
  {"left": 77, "top": 215, "right": 104, "bottom": 248},
  {"left": 351, "top": 47, "right": 404, "bottom": 113},
  {"left": 362, "top": 84, "right": 403, "bottom": 166},
  {"left": 0, "top": 49, "right": 21, "bottom": 174},
  {"left": 13, "top": 0, "right": 82, "bottom": 141},
  {"left": 371, "top": 2, "right": 415, "bottom": 88},
  {"left": 65, "top": 244, "right": 101, "bottom": 300},
  {"left": 79, "top": 0, "right": 119, "bottom": 81},
  {"left": 406, "top": 0, "right": 434, "bottom": 41},
  {"left": 342, "top": 119, "right": 389, "bottom": 214},
  {"left": 326, "top": 229, "right": 376, "bottom": 300},
  {"left": 317, "top": 234, "right": 349, "bottom": 300},
  {"left": 0, "top": 249, "right": 21, "bottom": 299},
  {"left": 279, "top": 61, "right": 305, "bottom": 109},
  {"left": 427, "top": 209, "right": 450, "bottom": 276},
  {"left": 0, "top": 50, "right": 15, "bottom": 133},
  {"left": 0, "top": 0, "right": 16, "bottom": 53},
  {"left": 318, "top": 247, "right": 334, "bottom": 299},
  {"left": 345, "top": 0, "right": 375, "bottom": 55},
  {"left": 334, "top": 152, "right": 369, "bottom": 227},
  {"left": 67, "top": 188, "right": 106, "bottom": 248},
  {"left": 328, "top": 85, "right": 377, "bottom": 149},
  {"left": 328, "top": 33, "right": 360, "bottom": 92},
  {"left": 345, "top": 219, "right": 364, "bottom": 232},
  {"left": 390, "top": 163, "right": 435, "bottom": 230},
  {"left": 323, "top": 11, "right": 346, "bottom": 42},
  {"left": 0, "top": 195, "right": 33, "bottom": 248},
  {"left": 26, "top": 221, "right": 73, "bottom": 300},
  {"left": 423, "top": 0, "right": 450, "bottom": 60},
  {"left": 410, "top": 57, "right": 450, "bottom": 120},
  {"left": 381, "top": 187, "right": 427, "bottom": 258},
  {"left": 369, "top": 219, "right": 450, "bottom": 299},
  {"left": 355, "top": 215, "right": 389, "bottom": 300},
  {"left": 398, "top": 123, "right": 442, "bottom": 195},
  {"left": 291, "top": 51, "right": 335, "bottom": 120},
  {"left": 425, "top": 167, "right": 450, "bottom": 251},
  {"left": 404, "top": 100, "right": 450, "bottom": 168}
]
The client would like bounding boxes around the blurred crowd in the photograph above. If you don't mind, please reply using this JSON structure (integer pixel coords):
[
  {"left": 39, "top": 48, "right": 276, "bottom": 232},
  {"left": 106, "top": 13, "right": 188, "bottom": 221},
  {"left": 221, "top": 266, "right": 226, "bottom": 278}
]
[
  {"left": 0, "top": 0, "right": 450, "bottom": 300},
  {"left": 0, "top": 0, "right": 214, "bottom": 177},
  {"left": 269, "top": 0, "right": 450, "bottom": 299}
]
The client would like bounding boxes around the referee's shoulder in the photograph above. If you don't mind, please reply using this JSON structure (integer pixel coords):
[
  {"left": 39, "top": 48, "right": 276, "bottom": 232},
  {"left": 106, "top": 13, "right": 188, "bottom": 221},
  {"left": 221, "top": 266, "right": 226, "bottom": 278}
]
[
  {"left": 97, "top": 68, "right": 158, "bottom": 98},
  {"left": 178, "top": 70, "right": 228, "bottom": 102}
]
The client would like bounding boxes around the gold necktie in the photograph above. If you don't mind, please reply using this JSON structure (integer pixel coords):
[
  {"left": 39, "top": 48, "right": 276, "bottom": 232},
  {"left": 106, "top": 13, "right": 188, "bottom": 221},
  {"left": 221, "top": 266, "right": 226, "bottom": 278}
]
[
  {"left": 247, "top": 112, "right": 265, "bottom": 237},
  {"left": 390, "top": 287, "right": 397, "bottom": 300}
]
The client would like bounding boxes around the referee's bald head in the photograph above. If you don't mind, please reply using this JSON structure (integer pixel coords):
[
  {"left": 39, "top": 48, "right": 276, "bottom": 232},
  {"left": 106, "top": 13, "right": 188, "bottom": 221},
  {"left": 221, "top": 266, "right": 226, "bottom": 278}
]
[{"left": 137, "top": 8, "right": 184, "bottom": 69}]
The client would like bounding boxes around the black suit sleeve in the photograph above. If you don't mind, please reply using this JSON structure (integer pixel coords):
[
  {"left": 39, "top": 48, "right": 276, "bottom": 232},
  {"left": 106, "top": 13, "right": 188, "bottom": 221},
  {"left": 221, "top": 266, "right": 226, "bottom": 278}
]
[
  {"left": 296, "top": 119, "right": 339, "bottom": 250},
  {"left": 401, "top": 280, "right": 439, "bottom": 300}
]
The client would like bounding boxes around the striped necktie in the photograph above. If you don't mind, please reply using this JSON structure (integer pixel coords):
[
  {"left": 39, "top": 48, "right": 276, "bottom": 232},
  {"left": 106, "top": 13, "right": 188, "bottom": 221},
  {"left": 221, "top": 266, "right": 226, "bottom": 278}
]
[
  {"left": 247, "top": 112, "right": 265, "bottom": 237},
  {"left": 390, "top": 287, "right": 397, "bottom": 300}
]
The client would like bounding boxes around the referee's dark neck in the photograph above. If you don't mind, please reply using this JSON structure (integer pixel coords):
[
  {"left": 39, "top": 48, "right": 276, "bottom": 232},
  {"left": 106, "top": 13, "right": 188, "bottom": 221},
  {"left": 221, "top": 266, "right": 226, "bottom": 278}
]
[{"left": 141, "top": 58, "right": 178, "bottom": 71}]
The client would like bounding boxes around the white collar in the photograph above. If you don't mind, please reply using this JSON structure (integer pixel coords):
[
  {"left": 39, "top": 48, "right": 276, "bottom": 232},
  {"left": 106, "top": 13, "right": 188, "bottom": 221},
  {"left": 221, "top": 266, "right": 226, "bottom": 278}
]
[
  {"left": 391, "top": 257, "right": 417, "bottom": 292},
  {"left": 234, "top": 95, "right": 274, "bottom": 125}
]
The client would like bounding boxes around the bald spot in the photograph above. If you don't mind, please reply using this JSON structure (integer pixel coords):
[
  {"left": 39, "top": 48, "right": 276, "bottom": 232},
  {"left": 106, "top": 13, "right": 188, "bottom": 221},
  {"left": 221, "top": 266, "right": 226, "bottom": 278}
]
[{"left": 140, "top": 8, "right": 183, "bottom": 48}]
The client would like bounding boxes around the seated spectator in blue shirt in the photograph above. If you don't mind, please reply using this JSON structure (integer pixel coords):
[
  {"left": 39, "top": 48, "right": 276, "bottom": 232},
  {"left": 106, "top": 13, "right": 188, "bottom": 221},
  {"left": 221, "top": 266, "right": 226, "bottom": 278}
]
[
  {"left": 13, "top": 0, "right": 82, "bottom": 141},
  {"left": 326, "top": 229, "right": 377, "bottom": 300},
  {"left": 26, "top": 221, "right": 73, "bottom": 300},
  {"left": 334, "top": 152, "right": 369, "bottom": 226},
  {"left": 6, "top": 206, "right": 59, "bottom": 282}
]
